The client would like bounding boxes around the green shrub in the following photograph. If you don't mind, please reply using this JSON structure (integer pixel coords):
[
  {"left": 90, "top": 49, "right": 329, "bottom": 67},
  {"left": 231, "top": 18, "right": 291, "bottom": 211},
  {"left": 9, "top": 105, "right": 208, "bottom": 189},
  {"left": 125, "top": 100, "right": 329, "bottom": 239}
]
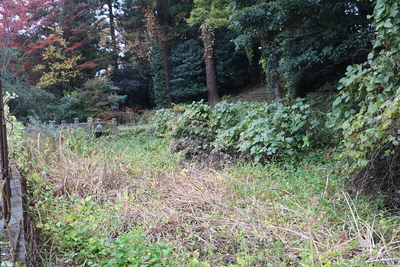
[
  {"left": 58, "top": 77, "right": 120, "bottom": 122},
  {"left": 234, "top": 100, "right": 314, "bottom": 162},
  {"left": 152, "top": 108, "right": 178, "bottom": 137},
  {"left": 3, "top": 93, "right": 26, "bottom": 159},
  {"left": 6, "top": 83, "right": 61, "bottom": 123},
  {"left": 105, "top": 230, "right": 176, "bottom": 266},
  {"left": 153, "top": 99, "right": 325, "bottom": 163},
  {"left": 174, "top": 100, "right": 212, "bottom": 141},
  {"left": 210, "top": 101, "right": 247, "bottom": 153}
]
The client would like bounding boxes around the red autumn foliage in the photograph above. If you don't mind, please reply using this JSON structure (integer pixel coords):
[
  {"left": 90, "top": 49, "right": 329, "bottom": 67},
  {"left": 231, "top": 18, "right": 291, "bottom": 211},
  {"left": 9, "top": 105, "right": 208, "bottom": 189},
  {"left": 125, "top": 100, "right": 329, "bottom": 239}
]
[{"left": 0, "top": 0, "right": 61, "bottom": 48}]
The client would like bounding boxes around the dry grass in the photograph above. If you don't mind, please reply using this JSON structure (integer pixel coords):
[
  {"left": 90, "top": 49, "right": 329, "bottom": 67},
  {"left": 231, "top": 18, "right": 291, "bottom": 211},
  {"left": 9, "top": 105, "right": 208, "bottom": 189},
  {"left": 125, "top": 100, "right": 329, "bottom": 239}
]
[{"left": 21, "top": 128, "right": 400, "bottom": 266}]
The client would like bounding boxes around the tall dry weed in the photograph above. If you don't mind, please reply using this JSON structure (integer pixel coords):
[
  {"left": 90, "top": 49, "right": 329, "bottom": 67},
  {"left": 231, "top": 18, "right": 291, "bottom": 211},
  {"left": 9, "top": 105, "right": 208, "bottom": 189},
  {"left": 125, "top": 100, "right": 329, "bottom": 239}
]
[{"left": 22, "top": 128, "right": 400, "bottom": 266}]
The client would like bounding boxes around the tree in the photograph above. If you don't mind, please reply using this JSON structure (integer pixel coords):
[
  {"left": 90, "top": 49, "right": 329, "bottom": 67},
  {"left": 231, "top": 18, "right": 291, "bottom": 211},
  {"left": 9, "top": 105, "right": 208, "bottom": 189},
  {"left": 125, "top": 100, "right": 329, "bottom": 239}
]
[
  {"left": 229, "top": 0, "right": 374, "bottom": 99},
  {"left": 6, "top": 82, "right": 60, "bottom": 123},
  {"left": 168, "top": 30, "right": 248, "bottom": 104},
  {"left": 214, "top": 28, "right": 249, "bottom": 95},
  {"left": 169, "top": 38, "right": 206, "bottom": 103},
  {"left": 120, "top": 0, "right": 151, "bottom": 66},
  {"left": 110, "top": 66, "right": 152, "bottom": 109},
  {"left": 61, "top": 0, "right": 108, "bottom": 78},
  {"left": 119, "top": 0, "right": 194, "bottom": 108},
  {"left": 151, "top": 46, "right": 170, "bottom": 108},
  {"left": 0, "top": 0, "right": 59, "bottom": 46},
  {"left": 23, "top": 28, "right": 82, "bottom": 96},
  {"left": 59, "top": 77, "right": 119, "bottom": 121},
  {"left": 19, "top": 0, "right": 109, "bottom": 94},
  {"left": 96, "top": 0, "right": 121, "bottom": 70},
  {"left": 113, "top": 1, "right": 154, "bottom": 108},
  {"left": 0, "top": 0, "right": 126, "bottom": 122},
  {"left": 0, "top": 0, "right": 61, "bottom": 76},
  {"left": 187, "top": 0, "right": 231, "bottom": 107},
  {"left": 143, "top": 1, "right": 171, "bottom": 107}
]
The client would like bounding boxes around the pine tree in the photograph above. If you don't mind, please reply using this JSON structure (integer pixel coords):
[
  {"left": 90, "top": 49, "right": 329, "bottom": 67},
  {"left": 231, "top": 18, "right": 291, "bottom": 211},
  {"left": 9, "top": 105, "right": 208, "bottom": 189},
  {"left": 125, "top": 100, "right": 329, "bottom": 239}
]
[
  {"left": 151, "top": 47, "right": 170, "bottom": 108},
  {"left": 170, "top": 38, "right": 206, "bottom": 103}
]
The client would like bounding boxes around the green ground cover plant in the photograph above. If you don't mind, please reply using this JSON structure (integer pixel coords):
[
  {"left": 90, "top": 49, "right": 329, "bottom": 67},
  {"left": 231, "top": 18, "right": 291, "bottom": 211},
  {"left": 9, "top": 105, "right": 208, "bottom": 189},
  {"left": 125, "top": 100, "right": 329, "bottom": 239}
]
[
  {"left": 19, "top": 117, "right": 400, "bottom": 266},
  {"left": 153, "top": 99, "right": 326, "bottom": 163}
]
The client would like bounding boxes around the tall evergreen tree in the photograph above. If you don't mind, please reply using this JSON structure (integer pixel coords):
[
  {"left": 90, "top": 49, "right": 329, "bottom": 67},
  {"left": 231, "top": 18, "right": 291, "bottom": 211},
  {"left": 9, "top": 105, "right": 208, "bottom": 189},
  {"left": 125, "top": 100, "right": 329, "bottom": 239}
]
[
  {"left": 169, "top": 38, "right": 206, "bottom": 103},
  {"left": 96, "top": 0, "right": 121, "bottom": 70},
  {"left": 151, "top": 46, "right": 170, "bottom": 108},
  {"left": 119, "top": 0, "right": 194, "bottom": 108},
  {"left": 214, "top": 28, "right": 249, "bottom": 95},
  {"left": 188, "top": 0, "right": 231, "bottom": 107}
]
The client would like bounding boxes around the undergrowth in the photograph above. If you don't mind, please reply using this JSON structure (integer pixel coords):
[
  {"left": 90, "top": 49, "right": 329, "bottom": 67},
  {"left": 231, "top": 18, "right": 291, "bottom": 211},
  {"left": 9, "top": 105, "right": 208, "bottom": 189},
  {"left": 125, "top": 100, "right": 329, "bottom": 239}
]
[
  {"left": 19, "top": 124, "right": 400, "bottom": 266},
  {"left": 152, "top": 99, "right": 332, "bottom": 164}
]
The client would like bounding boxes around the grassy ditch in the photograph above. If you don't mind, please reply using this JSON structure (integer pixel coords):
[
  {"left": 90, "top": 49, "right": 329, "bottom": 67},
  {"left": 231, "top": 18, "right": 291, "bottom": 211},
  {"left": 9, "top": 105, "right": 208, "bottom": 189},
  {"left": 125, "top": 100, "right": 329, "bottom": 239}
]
[{"left": 20, "top": 126, "right": 400, "bottom": 266}]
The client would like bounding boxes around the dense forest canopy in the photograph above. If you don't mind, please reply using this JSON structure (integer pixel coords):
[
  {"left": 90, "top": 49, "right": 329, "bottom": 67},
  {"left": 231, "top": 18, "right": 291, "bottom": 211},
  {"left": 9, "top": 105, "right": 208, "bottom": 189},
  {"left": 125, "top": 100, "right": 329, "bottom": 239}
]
[{"left": 0, "top": 0, "right": 376, "bottom": 121}]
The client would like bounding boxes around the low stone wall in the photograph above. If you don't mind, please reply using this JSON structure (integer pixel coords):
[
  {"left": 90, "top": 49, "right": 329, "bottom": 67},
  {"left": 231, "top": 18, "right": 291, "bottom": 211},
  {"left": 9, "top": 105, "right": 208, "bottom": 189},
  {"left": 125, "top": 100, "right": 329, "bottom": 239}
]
[
  {"left": 0, "top": 165, "right": 25, "bottom": 264},
  {"left": 55, "top": 117, "right": 118, "bottom": 136}
]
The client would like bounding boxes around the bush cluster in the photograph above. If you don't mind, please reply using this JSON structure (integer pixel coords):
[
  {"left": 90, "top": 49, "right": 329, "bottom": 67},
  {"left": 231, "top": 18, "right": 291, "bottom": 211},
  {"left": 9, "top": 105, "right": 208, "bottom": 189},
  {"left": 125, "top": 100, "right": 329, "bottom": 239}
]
[
  {"left": 6, "top": 77, "right": 125, "bottom": 124},
  {"left": 152, "top": 99, "right": 330, "bottom": 163}
]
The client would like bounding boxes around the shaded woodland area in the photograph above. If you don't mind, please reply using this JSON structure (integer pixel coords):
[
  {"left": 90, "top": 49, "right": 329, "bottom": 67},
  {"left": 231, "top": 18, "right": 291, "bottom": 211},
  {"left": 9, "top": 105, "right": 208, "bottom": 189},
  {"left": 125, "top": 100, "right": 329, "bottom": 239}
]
[{"left": 1, "top": 0, "right": 374, "bottom": 121}]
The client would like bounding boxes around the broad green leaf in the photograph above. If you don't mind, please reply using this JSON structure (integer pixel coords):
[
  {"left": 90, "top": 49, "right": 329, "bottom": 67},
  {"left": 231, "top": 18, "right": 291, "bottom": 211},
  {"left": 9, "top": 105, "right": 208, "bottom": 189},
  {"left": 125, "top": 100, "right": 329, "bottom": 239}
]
[
  {"left": 389, "top": 3, "right": 399, "bottom": 17},
  {"left": 375, "top": 0, "right": 385, "bottom": 10},
  {"left": 367, "top": 102, "right": 378, "bottom": 113},
  {"left": 384, "top": 18, "right": 393, "bottom": 28}
]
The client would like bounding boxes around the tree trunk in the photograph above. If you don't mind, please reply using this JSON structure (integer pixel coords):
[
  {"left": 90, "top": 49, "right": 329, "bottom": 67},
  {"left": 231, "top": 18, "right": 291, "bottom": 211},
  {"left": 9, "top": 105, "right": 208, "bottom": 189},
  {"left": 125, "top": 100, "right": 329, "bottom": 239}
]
[
  {"left": 105, "top": 0, "right": 118, "bottom": 70},
  {"left": 161, "top": 40, "right": 173, "bottom": 103},
  {"left": 272, "top": 80, "right": 282, "bottom": 100},
  {"left": 202, "top": 24, "right": 219, "bottom": 108},
  {"left": 269, "top": 55, "right": 283, "bottom": 101},
  {"left": 155, "top": 7, "right": 173, "bottom": 103}
]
